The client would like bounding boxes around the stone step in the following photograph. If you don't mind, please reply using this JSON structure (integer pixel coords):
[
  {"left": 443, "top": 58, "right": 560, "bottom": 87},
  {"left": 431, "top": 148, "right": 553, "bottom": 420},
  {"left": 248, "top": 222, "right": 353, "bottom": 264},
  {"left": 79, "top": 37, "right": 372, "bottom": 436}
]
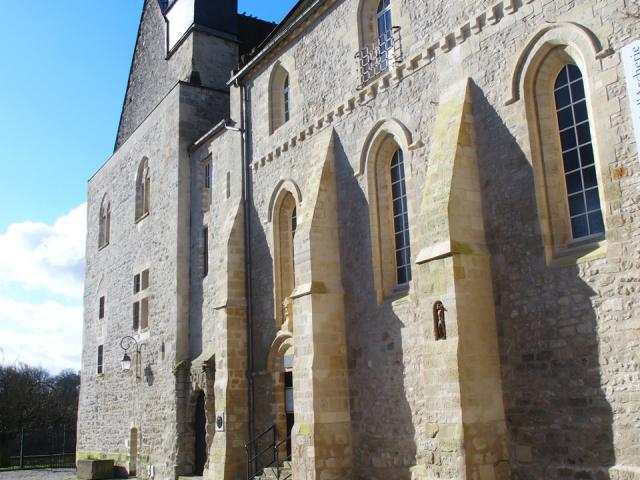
[{"left": 255, "top": 466, "right": 292, "bottom": 480}]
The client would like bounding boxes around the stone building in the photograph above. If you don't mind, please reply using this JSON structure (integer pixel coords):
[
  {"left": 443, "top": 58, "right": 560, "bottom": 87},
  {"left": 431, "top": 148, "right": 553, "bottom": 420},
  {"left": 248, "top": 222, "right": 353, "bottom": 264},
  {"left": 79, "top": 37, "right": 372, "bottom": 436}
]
[{"left": 78, "top": 0, "right": 640, "bottom": 479}]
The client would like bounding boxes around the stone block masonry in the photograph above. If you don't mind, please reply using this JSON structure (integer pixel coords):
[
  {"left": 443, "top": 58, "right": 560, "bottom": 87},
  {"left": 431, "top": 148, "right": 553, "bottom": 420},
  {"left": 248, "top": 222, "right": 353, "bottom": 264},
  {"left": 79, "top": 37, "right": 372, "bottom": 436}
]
[{"left": 79, "top": 0, "right": 640, "bottom": 479}]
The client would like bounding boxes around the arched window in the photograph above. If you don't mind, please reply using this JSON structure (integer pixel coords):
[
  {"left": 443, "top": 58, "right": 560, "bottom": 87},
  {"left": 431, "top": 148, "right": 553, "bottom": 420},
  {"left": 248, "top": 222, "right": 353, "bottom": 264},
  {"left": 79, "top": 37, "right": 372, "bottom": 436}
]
[
  {"left": 269, "top": 63, "right": 292, "bottom": 133},
  {"left": 274, "top": 191, "right": 297, "bottom": 326},
  {"left": 376, "top": 0, "right": 393, "bottom": 71},
  {"left": 390, "top": 149, "right": 411, "bottom": 285},
  {"left": 283, "top": 75, "right": 291, "bottom": 123},
  {"left": 553, "top": 64, "right": 604, "bottom": 240},
  {"left": 135, "top": 158, "right": 150, "bottom": 221},
  {"left": 363, "top": 124, "right": 413, "bottom": 301},
  {"left": 99, "top": 194, "right": 111, "bottom": 249},
  {"left": 522, "top": 43, "right": 606, "bottom": 261}
]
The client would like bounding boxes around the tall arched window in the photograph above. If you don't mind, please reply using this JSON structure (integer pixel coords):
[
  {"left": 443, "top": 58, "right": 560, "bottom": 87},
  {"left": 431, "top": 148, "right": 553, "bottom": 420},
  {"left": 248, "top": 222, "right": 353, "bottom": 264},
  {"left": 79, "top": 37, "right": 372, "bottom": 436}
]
[
  {"left": 274, "top": 191, "right": 297, "bottom": 326},
  {"left": 283, "top": 75, "right": 291, "bottom": 123},
  {"left": 364, "top": 123, "right": 413, "bottom": 301},
  {"left": 523, "top": 43, "right": 607, "bottom": 261},
  {"left": 390, "top": 149, "right": 411, "bottom": 285},
  {"left": 376, "top": 0, "right": 393, "bottom": 71},
  {"left": 135, "top": 158, "right": 150, "bottom": 221},
  {"left": 99, "top": 194, "right": 111, "bottom": 249},
  {"left": 269, "top": 63, "right": 292, "bottom": 133},
  {"left": 553, "top": 64, "right": 604, "bottom": 240}
]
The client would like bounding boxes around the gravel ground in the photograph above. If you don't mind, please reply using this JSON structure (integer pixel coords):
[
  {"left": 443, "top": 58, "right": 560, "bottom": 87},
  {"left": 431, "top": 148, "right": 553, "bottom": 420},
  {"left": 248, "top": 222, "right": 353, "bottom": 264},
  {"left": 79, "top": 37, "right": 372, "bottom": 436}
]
[{"left": 0, "top": 470, "right": 77, "bottom": 480}]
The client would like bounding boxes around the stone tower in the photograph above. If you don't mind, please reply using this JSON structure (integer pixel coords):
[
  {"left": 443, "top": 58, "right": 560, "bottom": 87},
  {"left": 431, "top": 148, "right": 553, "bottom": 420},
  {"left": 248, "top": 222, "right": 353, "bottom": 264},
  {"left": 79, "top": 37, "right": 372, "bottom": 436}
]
[{"left": 78, "top": 0, "right": 273, "bottom": 477}]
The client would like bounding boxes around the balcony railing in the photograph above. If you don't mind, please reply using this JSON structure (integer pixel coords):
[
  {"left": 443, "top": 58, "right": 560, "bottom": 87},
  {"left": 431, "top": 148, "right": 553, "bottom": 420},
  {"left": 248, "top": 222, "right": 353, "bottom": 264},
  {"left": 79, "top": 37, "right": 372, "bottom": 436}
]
[{"left": 355, "top": 26, "right": 403, "bottom": 90}]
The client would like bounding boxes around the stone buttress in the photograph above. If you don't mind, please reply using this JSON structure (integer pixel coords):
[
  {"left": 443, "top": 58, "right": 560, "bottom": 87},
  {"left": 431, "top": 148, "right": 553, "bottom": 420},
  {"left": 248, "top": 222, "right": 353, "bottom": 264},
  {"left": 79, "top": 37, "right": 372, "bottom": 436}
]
[
  {"left": 290, "top": 129, "right": 354, "bottom": 480},
  {"left": 413, "top": 78, "right": 511, "bottom": 480}
]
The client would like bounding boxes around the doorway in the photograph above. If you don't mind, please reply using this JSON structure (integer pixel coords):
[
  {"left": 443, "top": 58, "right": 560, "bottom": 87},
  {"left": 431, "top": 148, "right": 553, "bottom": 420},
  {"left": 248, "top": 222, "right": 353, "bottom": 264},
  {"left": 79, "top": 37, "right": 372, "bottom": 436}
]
[
  {"left": 194, "top": 391, "right": 207, "bottom": 475},
  {"left": 284, "top": 371, "right": 294, "bottom": 457},
  {"left": 129, "top": 428, "right": 138, "bottom": 476}
]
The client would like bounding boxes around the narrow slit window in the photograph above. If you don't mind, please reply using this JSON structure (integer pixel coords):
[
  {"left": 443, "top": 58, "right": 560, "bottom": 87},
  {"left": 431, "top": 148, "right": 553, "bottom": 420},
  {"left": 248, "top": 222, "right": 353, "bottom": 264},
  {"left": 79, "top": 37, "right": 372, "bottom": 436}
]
[
  {"left": 204, "top": 161, "right": 211, "bottom": 189},
  {"left": 140, "top": 298, "right": 149, "bottom": 330},
  {"left": 133, "top": 302, "right": 140, "bottom": 331},
  {"left": 97, "top": 345, "right": 104, "bottom": 375},
  {"left": 203, "top": 227, "right": 209, "bottom": 277},
  {"left": 390, "top": 149, "right": 411, "bottom": 285},
  {"left": 99, "top": 296, "right": 105, "bottom": 319},
  {"left": 141, "top": 269, "right": 149, "bottom": 290},
  {"left": 553, "top": 64, "right": 604, "bottom": 241},
  {"left": 291, "top": 207, "right": 297, "bottom": 239},
  {"left": 133, "top": 274, "right": 141, "bottom": 294},
  {"left": 283, "top": 75, "right": 291, "bottom": 123}
]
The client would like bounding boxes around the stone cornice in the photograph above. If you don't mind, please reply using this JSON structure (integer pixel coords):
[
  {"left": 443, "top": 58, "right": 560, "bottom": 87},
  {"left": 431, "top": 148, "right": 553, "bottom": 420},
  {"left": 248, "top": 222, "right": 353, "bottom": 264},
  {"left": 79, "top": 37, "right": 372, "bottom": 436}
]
[{"left": 250, "top": 0, "right": 540, "bottom": 173}]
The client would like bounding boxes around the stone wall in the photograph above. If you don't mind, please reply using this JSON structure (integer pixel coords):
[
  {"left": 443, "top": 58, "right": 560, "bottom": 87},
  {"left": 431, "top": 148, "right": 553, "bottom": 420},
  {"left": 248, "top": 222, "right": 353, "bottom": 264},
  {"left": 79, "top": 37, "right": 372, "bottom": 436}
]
[
  {"left": 81, "top": 0, "right": 640, "bottom": 479},
  {"left": 79, "top": 80, "right": 232, "bottom": 479},
  {"left": 236, "top": 0, "right": 640, "bottom": 478},
  {"left": 80, "top": 85, "right": 183, "bottom": 480}
]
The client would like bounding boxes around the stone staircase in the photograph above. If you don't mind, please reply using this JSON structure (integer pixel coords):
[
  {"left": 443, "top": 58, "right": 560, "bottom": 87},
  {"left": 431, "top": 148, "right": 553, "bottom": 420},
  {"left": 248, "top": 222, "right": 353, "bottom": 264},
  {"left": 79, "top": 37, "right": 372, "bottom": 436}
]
[{"left": 254, "top": 461, "right": 292, "bottom": 480}]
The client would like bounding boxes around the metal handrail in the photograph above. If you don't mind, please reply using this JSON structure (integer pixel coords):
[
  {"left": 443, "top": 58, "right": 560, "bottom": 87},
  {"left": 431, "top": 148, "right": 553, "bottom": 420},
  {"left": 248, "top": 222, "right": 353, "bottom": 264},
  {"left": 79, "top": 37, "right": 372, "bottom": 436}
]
[
  {"left": 245, "top": 425, "right": 277, "bottom": 480},
  {"left": 245, "top": 425, "right": 291, "bottom": 480}
]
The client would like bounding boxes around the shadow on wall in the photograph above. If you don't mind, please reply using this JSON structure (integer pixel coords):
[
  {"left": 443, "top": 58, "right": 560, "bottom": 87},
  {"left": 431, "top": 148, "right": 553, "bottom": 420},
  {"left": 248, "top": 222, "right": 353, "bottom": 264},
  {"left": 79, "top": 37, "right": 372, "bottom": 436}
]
[
  {"left": 334, "top": 134, "right": 418, "bottom": 480},
  {"left": 247, "top": 198, "right": 280, "bottom": 461},
  {"left": 471, "top": 80, "right": 615, "bottom": 479}
]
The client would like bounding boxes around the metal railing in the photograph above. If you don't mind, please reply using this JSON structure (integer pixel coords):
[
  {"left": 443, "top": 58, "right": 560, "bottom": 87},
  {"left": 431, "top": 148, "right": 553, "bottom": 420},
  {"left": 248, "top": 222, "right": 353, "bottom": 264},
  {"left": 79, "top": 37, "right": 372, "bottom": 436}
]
[
  {"left": 355, "top": 27, "right": 403, "bottom": 90},
  {"left": 0, "top": 426, "right": 76, "bottom": 471},
  {"left": 245, "top": 425, "right": 291, "bottom": 480}
]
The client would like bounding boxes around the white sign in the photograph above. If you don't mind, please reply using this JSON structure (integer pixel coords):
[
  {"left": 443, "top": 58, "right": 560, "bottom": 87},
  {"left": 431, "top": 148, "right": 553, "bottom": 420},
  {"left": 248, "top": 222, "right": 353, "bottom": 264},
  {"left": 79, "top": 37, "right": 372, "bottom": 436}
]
[{"left": 622, "top": 40, "right": 640, "bottom": 162}]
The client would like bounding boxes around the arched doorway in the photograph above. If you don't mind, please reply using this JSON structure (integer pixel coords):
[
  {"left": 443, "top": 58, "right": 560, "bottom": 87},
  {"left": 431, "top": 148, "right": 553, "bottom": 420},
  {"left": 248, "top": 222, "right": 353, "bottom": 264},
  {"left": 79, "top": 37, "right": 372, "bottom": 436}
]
[
  {"left": 194, "top": 391, "right": 207, "bottom": 475},
  {"left": 283, "top": 350, "right": 294, "bottom": 457}
]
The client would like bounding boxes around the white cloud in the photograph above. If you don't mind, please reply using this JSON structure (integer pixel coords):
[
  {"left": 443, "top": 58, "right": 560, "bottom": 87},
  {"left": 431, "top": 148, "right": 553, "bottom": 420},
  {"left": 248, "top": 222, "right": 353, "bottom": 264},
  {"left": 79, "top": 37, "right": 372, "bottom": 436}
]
[
  {"left": 0, "top": 204, "right": 87, "bottom": 373},
  {"left": 0, "top": 203, "right": 87, "bottom": 299},
  {"left": 0, "top": 298, "right": 83, "bottom": 373}
]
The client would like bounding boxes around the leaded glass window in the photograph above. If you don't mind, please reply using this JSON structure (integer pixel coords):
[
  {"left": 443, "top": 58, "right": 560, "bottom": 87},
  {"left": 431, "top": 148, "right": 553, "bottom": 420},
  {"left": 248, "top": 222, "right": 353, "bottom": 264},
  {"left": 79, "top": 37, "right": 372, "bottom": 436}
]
[
  {"left": 554, "top": 64, "right": 604, "bottom": 240},
  {"left": 390, "top": 149, "right": 411, "bottom": 285}
]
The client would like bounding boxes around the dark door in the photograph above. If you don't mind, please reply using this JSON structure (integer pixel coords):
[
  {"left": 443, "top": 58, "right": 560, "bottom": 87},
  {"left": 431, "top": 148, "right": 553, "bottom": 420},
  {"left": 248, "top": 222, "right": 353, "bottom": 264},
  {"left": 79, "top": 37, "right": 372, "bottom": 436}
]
[
  {"left": 284, "top": 371, "right": 294, "bottom": 457},
  {"left": 194, "top": 391, "right": 207, "bottom": 475}
]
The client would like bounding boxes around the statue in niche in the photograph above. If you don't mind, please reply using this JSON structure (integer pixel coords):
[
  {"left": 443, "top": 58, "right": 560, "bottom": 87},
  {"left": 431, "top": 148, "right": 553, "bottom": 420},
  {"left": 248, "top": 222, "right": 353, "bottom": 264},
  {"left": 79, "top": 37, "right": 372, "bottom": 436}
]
[{"left": 434, "top": 301, "right": 447, "bottom": 340}]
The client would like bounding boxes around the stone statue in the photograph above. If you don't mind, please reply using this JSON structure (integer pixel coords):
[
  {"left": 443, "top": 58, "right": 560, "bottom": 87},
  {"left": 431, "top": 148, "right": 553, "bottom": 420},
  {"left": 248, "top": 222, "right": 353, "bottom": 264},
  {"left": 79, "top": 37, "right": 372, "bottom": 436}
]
[{"left": 434, "top": 301, "right": 447, "bottom": 340}]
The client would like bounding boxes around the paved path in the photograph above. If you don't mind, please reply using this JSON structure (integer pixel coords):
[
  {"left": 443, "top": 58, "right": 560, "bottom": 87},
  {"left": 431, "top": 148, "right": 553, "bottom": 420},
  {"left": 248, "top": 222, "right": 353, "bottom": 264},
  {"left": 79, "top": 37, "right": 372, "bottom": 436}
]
[{"left": 0, "top": 470, "right": 76, "bottom": 480}]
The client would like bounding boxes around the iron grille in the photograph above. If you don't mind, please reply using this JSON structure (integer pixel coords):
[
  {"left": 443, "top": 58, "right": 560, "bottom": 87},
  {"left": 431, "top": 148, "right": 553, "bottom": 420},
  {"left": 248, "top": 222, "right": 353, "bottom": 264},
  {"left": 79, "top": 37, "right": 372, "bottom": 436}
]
[{"left": 355, "top": 26, "right": 403, "bottom": 90}]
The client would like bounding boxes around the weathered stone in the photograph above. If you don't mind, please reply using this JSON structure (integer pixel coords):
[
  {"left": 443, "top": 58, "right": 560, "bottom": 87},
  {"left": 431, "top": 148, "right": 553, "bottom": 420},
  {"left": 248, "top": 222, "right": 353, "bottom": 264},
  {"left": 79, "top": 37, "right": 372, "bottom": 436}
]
[
  {"left": 79, "top": 0, "right": 640, "bottom": 479},
  {"left": 76, "top": 460, "right": 114, "bottom": 480}
]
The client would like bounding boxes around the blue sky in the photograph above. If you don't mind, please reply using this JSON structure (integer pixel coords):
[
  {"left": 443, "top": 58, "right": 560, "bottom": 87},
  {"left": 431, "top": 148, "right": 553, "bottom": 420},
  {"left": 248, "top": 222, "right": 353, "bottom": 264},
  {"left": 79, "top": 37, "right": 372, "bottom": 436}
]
[{"left": 0, "top": 0, "right": 297, "bottom": 373}]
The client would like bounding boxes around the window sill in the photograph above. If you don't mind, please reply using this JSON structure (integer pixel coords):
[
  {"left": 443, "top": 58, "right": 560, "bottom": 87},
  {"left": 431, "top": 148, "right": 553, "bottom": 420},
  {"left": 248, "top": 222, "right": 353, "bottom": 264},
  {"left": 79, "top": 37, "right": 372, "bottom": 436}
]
[
  {"left": 134, "top": 212, "right": 150, "bottom": 224},
  {"left": 384, "top": 284, "right": 410, "bottom": 305},
  {"left": 551, "top": 238, "right": 607, "bottom": 268},
  {"left": 96, "top": 373, "right": 104, "bottom": 379},
  {"left": 98, "top": 242, "right": 109, "bottom": 252}
]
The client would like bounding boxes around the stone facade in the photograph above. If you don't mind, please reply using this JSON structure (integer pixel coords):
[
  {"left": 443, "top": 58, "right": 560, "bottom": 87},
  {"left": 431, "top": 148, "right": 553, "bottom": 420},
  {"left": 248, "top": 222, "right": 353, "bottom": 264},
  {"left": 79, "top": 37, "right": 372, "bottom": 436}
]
[{"left": 79, "top": 0, "right": 640, "bottom": 479}]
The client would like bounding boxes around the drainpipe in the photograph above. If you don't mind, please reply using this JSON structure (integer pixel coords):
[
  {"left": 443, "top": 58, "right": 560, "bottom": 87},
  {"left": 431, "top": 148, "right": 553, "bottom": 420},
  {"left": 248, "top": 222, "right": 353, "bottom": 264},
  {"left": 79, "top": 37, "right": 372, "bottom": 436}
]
[{"left": 237, "top": 78, "right": 256, "bottom": 469}]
